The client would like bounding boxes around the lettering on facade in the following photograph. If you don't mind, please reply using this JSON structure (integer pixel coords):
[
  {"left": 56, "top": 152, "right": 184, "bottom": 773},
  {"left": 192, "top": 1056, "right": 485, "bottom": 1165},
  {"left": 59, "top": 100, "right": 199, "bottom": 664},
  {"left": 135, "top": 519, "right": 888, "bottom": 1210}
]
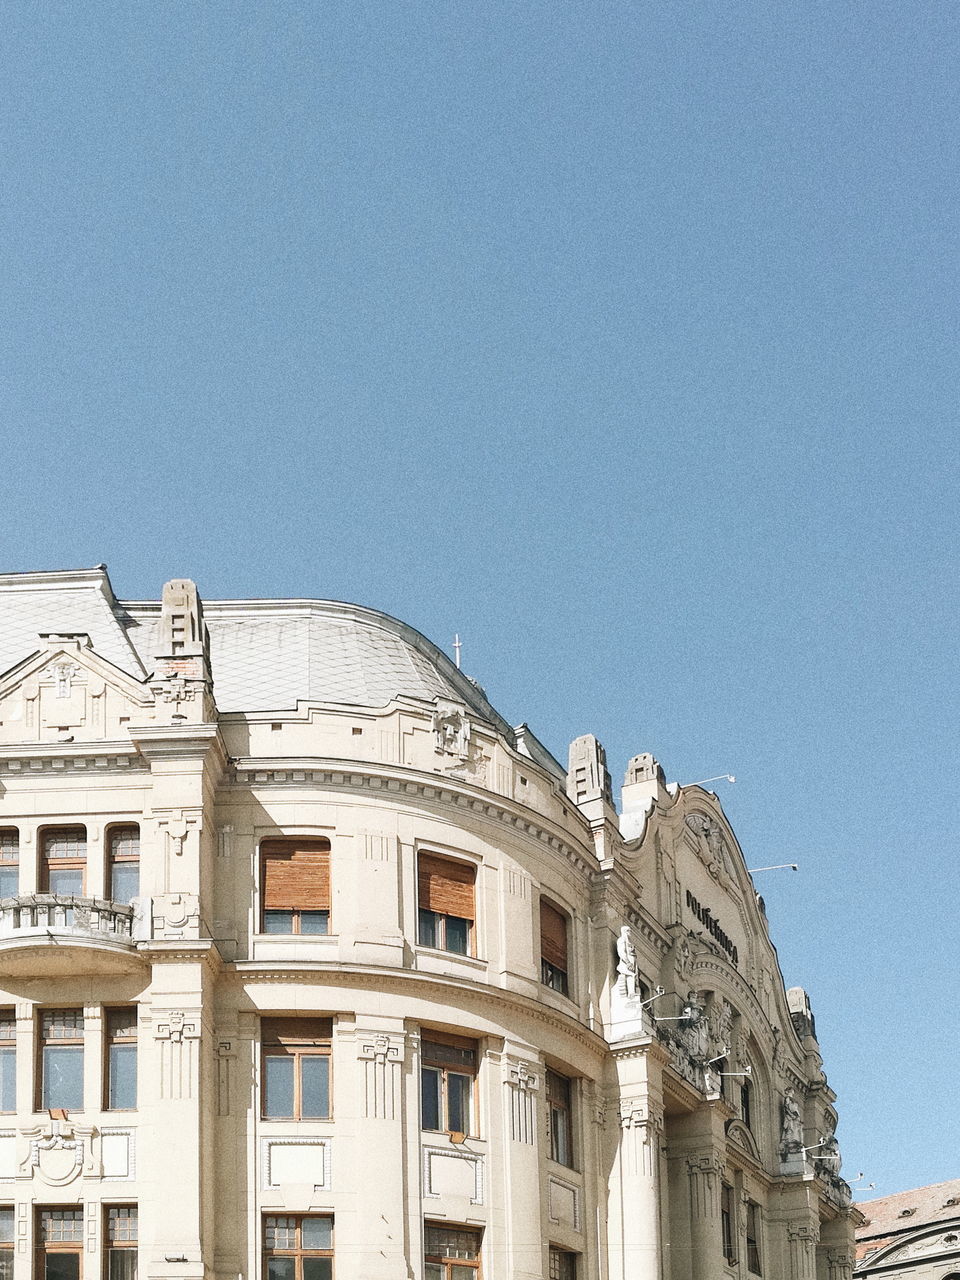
[{"left": 684, "top": 889, "right": 738, "bottom": 966}]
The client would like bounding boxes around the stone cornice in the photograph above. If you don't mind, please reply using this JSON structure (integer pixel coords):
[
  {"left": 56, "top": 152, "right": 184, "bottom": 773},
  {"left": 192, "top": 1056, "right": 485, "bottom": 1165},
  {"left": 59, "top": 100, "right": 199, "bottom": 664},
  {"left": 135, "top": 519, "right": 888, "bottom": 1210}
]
[
  {"left": 128, "top": 722, "right": 226, "bottom": 765},
  {"left": 0, "top": 741, "right": 146, "bottom": 774},
  {"left": 229, "top": 757, "right": 598, "bottom": 879},
  {"left": 227, "top": 958, "right": 610, "bottom": 1061}
]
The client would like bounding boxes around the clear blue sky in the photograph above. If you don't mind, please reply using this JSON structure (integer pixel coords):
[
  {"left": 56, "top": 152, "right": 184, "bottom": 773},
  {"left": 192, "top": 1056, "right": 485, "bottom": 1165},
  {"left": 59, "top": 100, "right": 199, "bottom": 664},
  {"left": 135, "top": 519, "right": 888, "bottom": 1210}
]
[{"left": 0, "top": 1, "right": 956, "bottom": 1195}]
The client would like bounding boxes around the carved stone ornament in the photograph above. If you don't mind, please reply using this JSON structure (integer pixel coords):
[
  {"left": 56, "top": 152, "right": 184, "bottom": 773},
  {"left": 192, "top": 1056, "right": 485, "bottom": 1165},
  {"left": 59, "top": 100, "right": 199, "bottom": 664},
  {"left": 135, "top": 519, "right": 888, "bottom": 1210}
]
[
  {"left": 154, "top": 1011, "right": 200, "bottom": 1042},
  {"left": 684, "top": 813, "right": 730, "bottom": 878},
  {"left": 432, "top": 699, "right": 471, "bottom": 761},
  {"left": 618, "top": 1099, "right": 661, "bottom": 1130},
  {"left": 357, "top": 1032, "right": 402, "bottom": 1064},
  {"left": 19, "top": 1116, "right": 96, "bottom": 1185},
  {"left": 508, "top": 1060, "right": 539, "bottom": 1092},
  {"left": 779, "top": 1087, "right": 803, "bottom": 1154}
]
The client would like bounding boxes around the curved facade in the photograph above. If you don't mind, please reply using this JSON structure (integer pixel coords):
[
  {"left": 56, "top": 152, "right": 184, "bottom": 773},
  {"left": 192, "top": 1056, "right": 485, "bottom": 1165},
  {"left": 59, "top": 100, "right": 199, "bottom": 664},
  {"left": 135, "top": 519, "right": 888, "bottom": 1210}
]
[{"left": 0, "top": 568, "right": 856, "bottom": 1280}]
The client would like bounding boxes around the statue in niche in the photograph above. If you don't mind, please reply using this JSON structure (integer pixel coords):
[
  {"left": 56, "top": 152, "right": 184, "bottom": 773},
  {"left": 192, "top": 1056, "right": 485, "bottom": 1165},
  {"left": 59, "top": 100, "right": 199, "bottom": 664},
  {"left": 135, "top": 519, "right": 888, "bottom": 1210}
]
[
  {"left": 713, "top": 998, "right": 734, "bottom": 1055},
  {"left": 780, "top": 1087, "right": 803, "bottom": 1153},
  {"left": 680, "top": 992, "right": 710, "bottom": 1061},
  {"left": 615, "top": 925, "right": 640, "bottom": 999}
]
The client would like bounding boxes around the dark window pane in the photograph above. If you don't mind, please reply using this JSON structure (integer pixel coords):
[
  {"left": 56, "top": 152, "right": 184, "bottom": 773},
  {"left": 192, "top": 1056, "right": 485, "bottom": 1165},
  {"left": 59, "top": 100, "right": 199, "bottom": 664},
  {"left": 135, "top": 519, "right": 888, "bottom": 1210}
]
[
  {"left": 418, "top": 909, "right": 437, "bottom": 947},
  {"left": 43, "top": 1045, "right": 83, "bottom": 1109},
  {"left": 0, "top": 870, "right": 17, "bottom": 897},
  {"left": 444, "top": 916, "right": 469, "bottom": 954},
  {"left": 421, "top": 1067, "right": 441, "bottom": 1130},
  {"left": 109, "top": 1044, "right": 137, "bottom": 1109},
  {"left": 447, "top": 1073, "right": 471, "bottom": 1134},
  {"left": 425, "top": 1266, "right": 443, "bottom": 1280},
  {"left": 111, "top": 865, "right": 139, "bottom": 905},
  {"left": 301, "top": 1057, "right": 329, "bottom": 1118},
  {"left": 300, "top": 1218, "right": 332, "bottom": 1249},
  {"left": 263, "top": 911, "right": 293, "bottom": 935},
  {"left": 264, "top": 1055, "right": 295, "bottom": 1117},
  {"left": 266, "top": 1259, "right": 295, "bottom": 1280},
  {"left": 108, "top": 1252, "right": 137, "bottom": 1280},
  {"left": 299, "top": 912, "right": 328, "bottom": 936},
  {"left": 451, "top": 1268, "right": 476, "bottom": 1280},
  {"left": 0, "top": 1048, "right": 14, "bottom": 1111},
  {"left": 0, "top": 1250, "right": 11, "bottom": 1280},
  {"left": 45, "top": 1255, "right": 80, "bottom": 1280},
  {"left": 49, "top": 870, "right": 83, "bottom": 896},
  {"left": 0, "top": 1210, "right": 12, "bottom": 1243},
  {"left": 302, "top": 1260, "right": 332, "bottom": 1280}
]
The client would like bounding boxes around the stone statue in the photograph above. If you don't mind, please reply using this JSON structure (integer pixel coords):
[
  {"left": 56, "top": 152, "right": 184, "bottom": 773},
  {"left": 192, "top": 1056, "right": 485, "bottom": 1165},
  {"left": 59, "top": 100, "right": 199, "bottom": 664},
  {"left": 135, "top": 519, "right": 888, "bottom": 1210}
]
[
  {"left": 616, "top": 925, "right": 639, "bottom": 1000},
  {"left": 816, "top": 1127, "right": 841, "bottom": 1176},
  {"left": 780, "top": 1087, "right": 803, "bottom": 1153},
  {"left": 680, "top": 993, "right": 710, "bottom": 1060}
]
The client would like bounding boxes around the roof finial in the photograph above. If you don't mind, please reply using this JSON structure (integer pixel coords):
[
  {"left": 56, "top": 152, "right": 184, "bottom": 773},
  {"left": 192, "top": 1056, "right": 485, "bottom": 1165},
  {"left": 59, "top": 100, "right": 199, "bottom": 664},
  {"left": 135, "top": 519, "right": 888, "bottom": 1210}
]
[{"left": 453, "top": 634, "right": 462, "bottom": 669}]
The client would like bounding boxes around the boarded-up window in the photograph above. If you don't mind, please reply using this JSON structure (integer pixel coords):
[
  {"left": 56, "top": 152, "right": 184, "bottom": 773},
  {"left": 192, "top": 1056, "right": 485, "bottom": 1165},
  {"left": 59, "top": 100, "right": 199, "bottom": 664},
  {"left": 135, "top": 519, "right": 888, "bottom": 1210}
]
[
  {"left": 540, "top": 899, "right": 569, "bottom": 995},
  {"left": 261, "top": 840, "right": 331, "bottom": 935}
]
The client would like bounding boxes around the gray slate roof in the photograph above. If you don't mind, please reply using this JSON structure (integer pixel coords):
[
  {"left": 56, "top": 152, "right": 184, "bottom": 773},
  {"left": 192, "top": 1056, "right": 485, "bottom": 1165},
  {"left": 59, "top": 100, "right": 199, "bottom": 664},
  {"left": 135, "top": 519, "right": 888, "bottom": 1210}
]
[{"left": 0, "top": 568, "right": 509, "bottom": 729}]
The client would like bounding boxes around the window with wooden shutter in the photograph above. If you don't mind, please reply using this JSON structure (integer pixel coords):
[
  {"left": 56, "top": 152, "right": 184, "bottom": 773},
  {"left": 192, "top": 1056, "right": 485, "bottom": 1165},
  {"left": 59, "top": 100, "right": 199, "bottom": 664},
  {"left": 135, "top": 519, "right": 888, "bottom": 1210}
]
[
  {"left": 417, "top": 855, "right": 475, "bottom": 955},
  {"left": 261, "top": 840, "right": 331, "bottom": 935},
  {"left": 540, "top": 899, "right": 569, "bottom": 995}
]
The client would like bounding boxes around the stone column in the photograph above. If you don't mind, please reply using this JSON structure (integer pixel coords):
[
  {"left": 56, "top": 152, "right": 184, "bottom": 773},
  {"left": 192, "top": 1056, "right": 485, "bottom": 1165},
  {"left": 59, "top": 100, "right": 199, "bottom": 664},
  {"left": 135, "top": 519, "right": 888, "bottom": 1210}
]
[
  {"left": 826, "top": 1250, "right": 854, "bottom": 1280},
  {"left": 787, "top": 1222, "right": 819, "bottom": 1280},
  {"left": 607, "top": 1038, "right": 669, "bottom": 1280},
  {"left": 686, "top": 1151, "right": 724, "bottom": 1280},
  {"left": 499, "top": 1047, "right": 544, "bottom": 1279}
]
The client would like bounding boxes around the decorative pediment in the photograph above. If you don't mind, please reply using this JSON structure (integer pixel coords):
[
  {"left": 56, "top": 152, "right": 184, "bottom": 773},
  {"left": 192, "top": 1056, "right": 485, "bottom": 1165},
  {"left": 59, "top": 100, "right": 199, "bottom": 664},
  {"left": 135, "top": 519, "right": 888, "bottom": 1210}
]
[
  {"left": 869, "top": 1223, "right": 960, "bottom": 1265},
  {"left": 724, "top": 1118, "right": 761, "bottom": 1162},
  {"left": 0, "top": 636, "right": 153, "bottom": 746}
]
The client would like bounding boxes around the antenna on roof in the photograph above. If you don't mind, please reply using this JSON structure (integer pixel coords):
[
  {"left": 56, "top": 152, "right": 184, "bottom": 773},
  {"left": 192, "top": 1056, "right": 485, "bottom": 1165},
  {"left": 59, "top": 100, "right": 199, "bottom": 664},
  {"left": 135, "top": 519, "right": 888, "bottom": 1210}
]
[{"left": 453, "top": 634, "right": 462, "bottom": 669}]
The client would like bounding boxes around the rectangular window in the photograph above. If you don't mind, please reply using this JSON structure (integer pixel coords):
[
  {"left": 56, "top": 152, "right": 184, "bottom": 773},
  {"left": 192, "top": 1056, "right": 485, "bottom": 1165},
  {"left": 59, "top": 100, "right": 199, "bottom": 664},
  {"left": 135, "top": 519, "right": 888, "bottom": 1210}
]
[
  {"left": 417, "top": 855, "right": 475, "bottom": 956},
  {"left": 261, "top": 841, "right": 331, "bottom": 935},
  {"left": 420, "top": 1034, "right": 477, "bottom": 1137},
  {"left": 424, "top": 1224, "right": 481, "bottom": 1279},
  {"left": 0, "top": 832, "right": 18, "bottom": 897},
  {"left": 740, "top": 1078, "right": 753, "bottom": 1132},
  {"left": 540, "top": 899, "right": 569, "bottom": 995},
  {"left": 0, "top": 1013, "right": 14, "bottom": 1113},
  {"left": 721, "top": 1183, "right": 736, "bottom": 1264},
  {"left": 746, "top": 1201, "right": 762, "bottom": 1275},
  {"left": 261, "top": 1019, "right": 332, "bottom": 1120},
  {"left": 547, "top": 1069, "right": 574, "bottom": 1168},
  {"left": 105, "top": 1010, "right": 137, "bottom": 1110},
  {"left": 105, "top": 1207, "right": 137, "bottom": 1280},
  {"left": 549, "top": 1248, "right": 577, "bottom": 1280},
  {"left": 0, "top": 1206, "right": 12, "bottom": 1280},
  {"left": 39, "top": 1010, "right": 84, "bottom": 1111},
  {"left": 41, "top": 829, "right": 86, "bottom": 897},
  {"left": 36, "top": 1208, "right": 83, "bottom": 1280},
  {"left": 108, "top": 828, "right": 140, "bottom": 905},
  {"left": 263, "top": 1215, "right": 333, "bottom": 1280}
]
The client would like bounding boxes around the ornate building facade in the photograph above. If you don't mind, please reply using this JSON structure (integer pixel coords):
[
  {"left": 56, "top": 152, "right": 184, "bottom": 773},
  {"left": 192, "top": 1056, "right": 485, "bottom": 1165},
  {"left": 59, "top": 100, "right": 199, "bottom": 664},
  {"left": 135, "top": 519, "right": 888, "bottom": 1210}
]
[
  {"left": 854, "top": 1179, "right": 960, "bottom": 1277},
  {"left": 0, "top": 567, "right": 856, "bottom": 1280}
]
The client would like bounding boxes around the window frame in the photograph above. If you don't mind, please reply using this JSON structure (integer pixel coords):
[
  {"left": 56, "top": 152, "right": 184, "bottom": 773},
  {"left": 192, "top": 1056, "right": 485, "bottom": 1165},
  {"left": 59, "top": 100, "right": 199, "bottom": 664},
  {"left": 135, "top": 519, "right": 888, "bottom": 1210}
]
[
  {"left": 0, "top": 830, "right": 18, "bottom": 898},
  {"left": 420, "top": 1032, "right": 478, "bottom": 1138},
  {"left": 0, "top": 1203, "right": 12, "bottom": 1280},
  {"left": 104, "top": 1205, "right": 138, "bottom": 1280},
  {"left": 107, "top": 826, "right": 140, "bottom": 905},
  {"left": 40, "top": 828, "right": 87, "bottom": 897},
  {"left": 720, "top": 1182, "right": 736, "bottom": 1265},
  {"left": 104, "top": 1009, "right": 138, "bottom": 1111},
  {"left": 0, "top": 1012, "right": 14, "bottom": 1114},
  {"left": 36, "top": 1207, "right": 84, "bottom": 1280},
  {"left": 262, "top": 1214, "right": 333, "bottom": 1280},
  {"left": 259, "top": 839, "right": 332, "bottom": 937},
  {"left": 549, "top": 1247, "right": 577, "bottom": 1280},
  {"left": 745, "top": 1200, "right": 762, "bottom": 1275},
  {"left": 539, "top": 898, "right": 570, "bottom": 996},
  {"left": 417, "top": 854, "right": 476, "bottom": 957},
  {"left": 38, "top": 1009, "right": 84, "bottom": 1112},
  {"left": 546, "top": 1068, "right": 575, "bottom": 1169},
  {"left": 261, "top": 1019, "right": 333, "bottom": 1121},
  {"left": 423, "top": 1223, "right": 481, "bottom": 1279}
]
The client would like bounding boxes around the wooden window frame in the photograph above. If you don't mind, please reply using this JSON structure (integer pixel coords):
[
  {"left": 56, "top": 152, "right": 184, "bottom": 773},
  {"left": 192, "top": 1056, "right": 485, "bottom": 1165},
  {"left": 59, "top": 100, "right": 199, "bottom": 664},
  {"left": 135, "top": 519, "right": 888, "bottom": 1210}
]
[
  {"left": 548, "top": 1247, "right": 577, "bottom": 1280},
  {"left": 104, "top": 1206, "right": 137, "bottom": 1280},
  {"left": 0, "top": 831, "right": 18, "bottom": 898},
  {"left": 539, "top": 899, "right": 570, "bottom": 996},
  {"left": 424, "top": 1223, "right": 481, "bottom": 1278},
  {"left": 37, "top": 1009, "right": 84, "bottom": 1112},
  {"left": 262, "top": 1215, "right": 333, "bottom": 1280},
  {"left": 0, "top": 1203, "right": 12, "bottom": 1280},
  {"left": 107, "top": 826, "right": 140, "bottom": 905},
  {"left": 261, "top": 1019, "right": 332, "bottom": 1120},
  {"left": 260, "top": 840, "right": 331, "bottom": 936},
  {"left": 417, "top": 854, "right": 476, "bottom": 956},
  {"left": 720, "top": 1183, "right": 736, "bottom": 1264},
  {"left": 40, "top": 828, "right": 87, "bottom": 897},
  {"left": 104, "top": 1009, "right": 137, "bottom": 1111},
  {"left": 36, "top": 1207, "right": 84, "bottom": 1280},
  {"left": 0, "top": 1012, "right": 14, "bottom": 1114},
  {"left": 547, "top": 1069, "right": 574, "bottom": 1169},
  {"left": 420, "top": 1032, "right": 478, "bottom": 1138},
  {"left": 745, "top": 1200, "right": 762, "bottom": 1275}
]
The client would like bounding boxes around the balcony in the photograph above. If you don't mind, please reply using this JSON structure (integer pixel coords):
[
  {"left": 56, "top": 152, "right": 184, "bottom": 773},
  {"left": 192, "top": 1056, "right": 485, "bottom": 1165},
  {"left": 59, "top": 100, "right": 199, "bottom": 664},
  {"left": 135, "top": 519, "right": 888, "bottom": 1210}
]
[{"left": 0, "top": 894, "right": 144, "bottom": 976}]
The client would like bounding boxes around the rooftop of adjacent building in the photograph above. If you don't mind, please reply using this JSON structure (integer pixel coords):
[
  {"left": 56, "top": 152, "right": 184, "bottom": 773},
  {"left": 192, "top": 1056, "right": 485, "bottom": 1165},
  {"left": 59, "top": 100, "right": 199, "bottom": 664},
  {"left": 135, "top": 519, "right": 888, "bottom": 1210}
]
[
  {"left": 856, "top": 1176, "right": 960, "bottom": 1242},
  {"left": 0, "top": 564, "right": 514, "bottom": 731}
]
